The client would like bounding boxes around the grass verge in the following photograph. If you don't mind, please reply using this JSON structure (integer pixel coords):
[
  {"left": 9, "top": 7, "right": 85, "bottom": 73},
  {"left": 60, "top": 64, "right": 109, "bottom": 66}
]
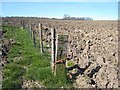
[{"left": 2, "top": 26, "right": 73, "bottom": 89}]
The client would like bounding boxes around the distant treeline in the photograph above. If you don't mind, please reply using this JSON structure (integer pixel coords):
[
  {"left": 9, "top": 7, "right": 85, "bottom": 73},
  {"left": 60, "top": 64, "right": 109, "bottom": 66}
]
[
  {"left": 63, "top": 14, "right": 93, "bottom": 20},
  {"left": 2, "top": 16, "right": 93, "bottom": 20}
]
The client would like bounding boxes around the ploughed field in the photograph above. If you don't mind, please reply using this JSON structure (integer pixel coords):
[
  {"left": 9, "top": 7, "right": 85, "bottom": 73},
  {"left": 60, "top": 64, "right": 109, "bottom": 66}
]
[
  {"left": 41, "top": 20, "right": 118, "bottom": 88},
  {"left": 2, "top": 18, "right": 119, "bottom": 88}
]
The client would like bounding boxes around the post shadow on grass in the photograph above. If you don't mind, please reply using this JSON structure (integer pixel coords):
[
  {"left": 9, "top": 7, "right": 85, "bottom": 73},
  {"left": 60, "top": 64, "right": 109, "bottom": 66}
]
[{"left": 66, "top": 62, "right": 101, "bottom": 80}]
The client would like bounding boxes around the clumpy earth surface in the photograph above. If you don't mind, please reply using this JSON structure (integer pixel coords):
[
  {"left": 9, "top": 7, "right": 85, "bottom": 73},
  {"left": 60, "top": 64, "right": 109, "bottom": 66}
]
[{"left": 2, "top": 18, "right": 119, "bottom": 88}]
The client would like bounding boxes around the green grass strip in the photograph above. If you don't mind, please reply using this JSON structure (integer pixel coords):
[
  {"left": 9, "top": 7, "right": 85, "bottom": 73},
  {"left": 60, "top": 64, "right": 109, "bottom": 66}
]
[{"left": 2, "top": 26, "right": 73, "bottom": 89}]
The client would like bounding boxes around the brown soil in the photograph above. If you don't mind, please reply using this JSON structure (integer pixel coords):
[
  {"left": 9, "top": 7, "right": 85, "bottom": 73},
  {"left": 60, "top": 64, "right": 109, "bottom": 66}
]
[{"left": 2, "top": 18, "right": 119, "bottom": 88}]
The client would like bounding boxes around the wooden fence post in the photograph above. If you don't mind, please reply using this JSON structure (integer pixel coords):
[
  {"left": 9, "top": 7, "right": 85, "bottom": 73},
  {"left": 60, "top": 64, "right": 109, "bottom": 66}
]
[
  {"left": 55, "top": 34, "right": 58, "bottom": 59},
  {"left": 51, "top": 28, "right": 56, "bottom": 75},
  {"left": 28, "top": 25, "right": 31, "bottom": 37},
  {"left": 21, "top": 20, "right": 26, "bottom": 29},
  {"left": 23, "top": 20, "right": 25, "bottom": 29},
  {"left": 55, "top": 34, "right": 58, "bottom": 75},
  {"left": 31, "top": 24, "right": 36, "bottom": 47},
  {"left": 33, "top": 30, "right": 36, "bottom": 47},
  {"left": 31, "top": 25, "right": 33, "bottom": 39},
  {"left": 20, "top": 21, "right": 23, "bottom": 29},
  {"left": 38, "top": 23, "right": 44, "bottom": 53},
  {"left": 0, "top": 36, "right": 2, "bottom": 90}
]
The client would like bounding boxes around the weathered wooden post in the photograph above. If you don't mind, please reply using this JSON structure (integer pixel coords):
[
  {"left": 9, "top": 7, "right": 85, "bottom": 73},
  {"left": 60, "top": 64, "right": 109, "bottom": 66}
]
[
  {"left": 28, "top": 24, "right": 31, "bottom": 37},
  {"left": 31, "top": 24, "right": 36, "bottom": 47},
  {"left": 51, "top": 28, "right": 56, "bottom": 75},
  {"left": 55, "top": 34, "right": 58, "bottom": 75},
  {"left": 38, "top": 23, "right": 43, "bottom": 53},
  {"left": 31, "top": 24, "right": 34, "bottom": 39},
  {"left": 20, "top": 21, "right": 23, "bottom": 29},
  {"left": 23, "top": 20, "right": 25, "bottom": 29},
  {"left": 55, "top": 34, "right": 58, "bottom": 60},
  {"left": 0, "top": 30, "right": 2, "bottom": 90},
  {"left": 30, "top": 25, "right": 32, "bottom": 38},
  {"left": 21, "top": 20, "right": 26, "bottom": 29},
  {"left": 33, "top": 30, "right": 36, "bottom": 47}
]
